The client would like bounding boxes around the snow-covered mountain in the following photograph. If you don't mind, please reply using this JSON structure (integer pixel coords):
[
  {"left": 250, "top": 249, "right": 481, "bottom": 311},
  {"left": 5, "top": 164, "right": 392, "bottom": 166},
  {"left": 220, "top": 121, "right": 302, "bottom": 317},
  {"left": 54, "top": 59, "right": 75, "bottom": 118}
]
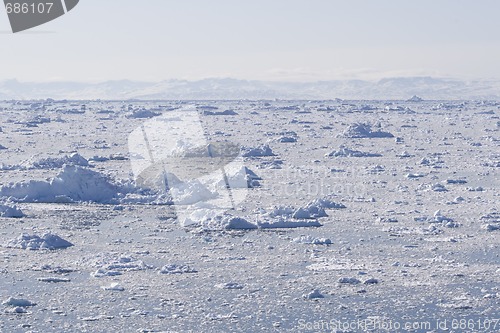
[{"left": 1, "top": 77, "right": 499, "bottom": 100}]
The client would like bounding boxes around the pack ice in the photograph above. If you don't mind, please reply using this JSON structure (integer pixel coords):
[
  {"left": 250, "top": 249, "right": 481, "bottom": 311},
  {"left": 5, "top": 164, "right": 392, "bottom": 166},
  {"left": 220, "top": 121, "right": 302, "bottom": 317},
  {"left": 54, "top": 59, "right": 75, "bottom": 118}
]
[{"left": 4, "top": 233, "right": 73, "bottom": 250}]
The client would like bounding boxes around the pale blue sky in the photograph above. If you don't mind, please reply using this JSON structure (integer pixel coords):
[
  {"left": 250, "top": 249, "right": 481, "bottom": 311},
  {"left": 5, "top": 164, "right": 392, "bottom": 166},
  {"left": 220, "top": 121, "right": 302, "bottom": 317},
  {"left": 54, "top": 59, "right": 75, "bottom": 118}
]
[{"left": 1, "top": 0, "right": 499, "bottom": 82}]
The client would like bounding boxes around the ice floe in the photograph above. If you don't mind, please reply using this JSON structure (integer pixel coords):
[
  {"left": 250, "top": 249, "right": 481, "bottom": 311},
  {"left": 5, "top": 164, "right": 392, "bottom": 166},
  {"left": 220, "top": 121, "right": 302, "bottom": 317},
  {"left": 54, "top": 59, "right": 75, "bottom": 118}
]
[
  {"left": 406, "top": 95, "right": 423, "bottom": 102},
  {"left": 159, "top": 264, "right": 198, "bottom": 274},
  {"left": 2, "top": 297, "right": 36, "bottom": 307},
  {"left": 304, "top": 289, "right": 325, "bottom": 299},
  {"left": 293, "top": 235, "right": 332, "bottom": 245},
  {"left": 24, "top": 153, "right": 89, "bottom": 169},
  {"left": 91, "top": 254, "right": 153, "bottom": 277},
  {"left": 338, "top": 277, "right": 361, "bottom": 284},
  {"left": 257, "top": 216, "right": 322, "bottom": 229},
  {"left": 183, "top": 211, "right": 258, "bottom": 230},
  {"left": 101, "top": 283, "right": 125, "bottom": 291},
  {"left": 278, "top": 136, "right": 298, "bottom": 143},
  {"left": 126, "top": 108, "right": 160, "bottom": 119},
  {"left": 4, "top": 233, "right": 73, "bottom": 250},
  {"left": 203, "top": 109, "right": 238, "bottom": 116},
  {"left": 37, "top": 277, "right": 71, "bottom": 283},
  {"left": 215, "top": 282, "right": 244, "bottom": 290},
  {"left": 326, "top": 146, "right": 382, "bottom": 158},
  {"left": 0, "top": 204, "right": 24, "bottom": 218},
  {"left": 0, "top": 165, "right": 128, "bottom": 204},
  {"left": 241, "top": 144, "right": 275, "bottom": 157},
  {"left": 342, "top": 123, "right": 394, "bottom": 138}
]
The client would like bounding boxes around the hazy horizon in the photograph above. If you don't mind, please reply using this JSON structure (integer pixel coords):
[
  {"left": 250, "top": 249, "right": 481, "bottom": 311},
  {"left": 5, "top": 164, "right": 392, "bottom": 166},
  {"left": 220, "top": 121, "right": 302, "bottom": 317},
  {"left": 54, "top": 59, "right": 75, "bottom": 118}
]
[
  {"left": 0, "top": 75, "right": 488, "bottom": 85},
  {"left": 1, "top": 0, "right": 500, "bottom": 83}
]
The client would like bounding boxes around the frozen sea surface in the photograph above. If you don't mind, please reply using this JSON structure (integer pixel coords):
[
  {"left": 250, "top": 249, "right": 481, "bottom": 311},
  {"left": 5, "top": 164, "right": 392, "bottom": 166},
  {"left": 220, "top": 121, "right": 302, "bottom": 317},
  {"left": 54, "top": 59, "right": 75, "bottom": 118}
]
[{"left": 0, "top": 99, "right": 498, "bottom": 332}]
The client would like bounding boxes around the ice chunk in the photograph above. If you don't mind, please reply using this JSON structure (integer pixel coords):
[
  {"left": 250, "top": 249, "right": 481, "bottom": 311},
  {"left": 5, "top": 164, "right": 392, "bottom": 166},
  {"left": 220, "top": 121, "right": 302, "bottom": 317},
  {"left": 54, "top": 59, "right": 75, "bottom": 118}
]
[
  {"left": 183, "top": 211, "right": 257, "bottom": 230},
  {"left": 203, "top": 109, "right": 238, "bottom": 116},
  {"left": 0, "top": 204, "right": 24, "bottom": 218},
  {"left": 170, "top": 180, "right": 217, "bottom": 205},
  {"left": 4, "top": 233, "right": 73, "bottom": 250},
  {"left": 25, "top": 153, "right": 89, "bottom": 170},
  {"left": 242, "top": 144, "right": 275, "bottom": 157},
  {"left": 215, "top": 282, "right": 244, "bottom": 290},
  {"left": 304, "top": 289, "right": 324, "bottom": 299},
  {"left": 326, "top": 146, "right": 382, "bottom": 158},
  {"left": 101, "top": 283, "right": 125, "bottom": 291},
  {"left": 37, "top": 277, "right": 71, "bottom": 283},
  {"left": 126, "top": 109, "right": 160, "bottom": 119},
  {"left": 484, "top": 224, "right": 500, "bottom": 232},
  {"left": 257, "top": 217, "right": 322, "bottom": 229},
  {"left": 278, "top": 136, "right": 297, "bottom": 143},
  {"left": 406, "top": 95, "right": 423, "bottom": 102},
  {"left": 0, "top": 165, "right": 124, "bottom": 204},
  {"left": 310, "top": 198, "right": 346, "bottom": 209},
  {"left": 90, "top": 254, "right": 153, "bottom": 277},
  {"left": 342, "top": 123, "right": 394, "bottom": 138},
  {"left": 293, "top": 235, "right": 332, "bottom": 245},
  {"left": 2, "top": 297, "right": 36, "bottom": 307},
  {"left": 338, "top": 277, "right": 361, "bottom": 284},
  {"left": 159, "top": 264, "right": 197, "bottom": 274},
  {"left": 363, "top": 278, "right": 379, "bottom": 284}
]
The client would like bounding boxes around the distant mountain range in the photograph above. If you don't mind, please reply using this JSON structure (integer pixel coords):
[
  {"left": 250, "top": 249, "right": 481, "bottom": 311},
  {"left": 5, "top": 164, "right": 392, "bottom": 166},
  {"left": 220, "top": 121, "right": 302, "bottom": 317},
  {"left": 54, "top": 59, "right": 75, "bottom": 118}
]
[{"left": 1, "top": 77, "right": 499, "bottom": 100}]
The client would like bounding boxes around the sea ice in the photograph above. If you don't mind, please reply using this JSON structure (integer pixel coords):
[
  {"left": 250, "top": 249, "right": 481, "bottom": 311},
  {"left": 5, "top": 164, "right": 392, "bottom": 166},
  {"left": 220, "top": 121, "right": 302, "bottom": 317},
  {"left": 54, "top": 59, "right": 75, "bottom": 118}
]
[
  {"left": 215, "top": 282, "right": 244, "bottom": 290},
  {"left": 4, "top": 233, "right": 73, "bottom": 250},
  {"left": 37, "top": 277, "right": 71, "bottom": 283},
  {"left": 0, "top": 165, "right": 126, "bottom": 204},
  {"left": 278, "top": 136, "right": 298, "bottom": 143},
  {"left": 241, "top": 144, "right": 275, "bottom": 157},
  {"left": 293, "top": 235, "right": 332, "bottom": 245},
  {"left": 183, "top": 211, "right": 258, "bottom": 230},
  {"left": 406, "top": 95, "right": 423, "bottom": 102},
  {"left": 2, "top": 297, "right": 36, "bottom": 307},
  {"left": 338, "top": 277, "right": 361, "bottom": 284},
  {"left": 484, "top": 224, "right": 500, "bottom": 232},
  {"left": 126, "top": 108, "right": 160, "bottom": 119},
  {"left": 101, "top": 283, "right": 125, "bottom": 291},
  {"left": 169, "top": 180, "right": 218, "bottom": 205},
  {"left": 90, "top": 254, "right": 154, "bottom": 277},
  {"left": 257, "top": 216, "right": 322, "bottom": 229},
  {"left": 203, "top": 109, "right": 238, "bottom": 116},
  {"left": 363, "top": 278, "right": 379, "bottom": 285},
  {"left": 326, "top": 146, "right": 382, "bottom": 158},
  {"left": 23, "top": 153, "right": 89, "bottom": 170},
  {"left": 159, "top": 264, "right": 198, "bottom": 274},
  {"left": 304, "top": 289, "right": 325, "bottom": 299},
  {"left": 342, "top": 123, "right": 394, "bottom": 138},
  {"left": 0, "top": 204, "right": 24, "bottom": 218}
]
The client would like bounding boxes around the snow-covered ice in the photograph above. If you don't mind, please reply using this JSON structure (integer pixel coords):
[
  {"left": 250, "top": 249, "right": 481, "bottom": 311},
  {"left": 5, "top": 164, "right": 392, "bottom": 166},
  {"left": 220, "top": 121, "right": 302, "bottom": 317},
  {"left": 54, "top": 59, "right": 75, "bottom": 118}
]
[
  {"left": 0, "top": 99, "right": 498, "bottom": 332},
  {"left": 4, "top": 233, "right": 73, "bottom": 250},
  {"left": 0, "top": 165, "right": 125, "bottom": 204},
  {"left": 2, "top": 297, "right": 36, "bottom": 307},
  {"left": 0, "top": 203, "right": 24, "bottom": 218},
  {"left": 342, "top": 122, "right": 394, "bottom": 138}
]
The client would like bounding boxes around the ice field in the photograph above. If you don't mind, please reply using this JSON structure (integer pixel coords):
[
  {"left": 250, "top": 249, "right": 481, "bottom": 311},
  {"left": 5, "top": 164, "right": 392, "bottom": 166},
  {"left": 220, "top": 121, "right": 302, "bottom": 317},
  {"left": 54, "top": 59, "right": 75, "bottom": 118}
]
[{"left": 0, "top": 99, "right": 499, "bottom": 332}]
